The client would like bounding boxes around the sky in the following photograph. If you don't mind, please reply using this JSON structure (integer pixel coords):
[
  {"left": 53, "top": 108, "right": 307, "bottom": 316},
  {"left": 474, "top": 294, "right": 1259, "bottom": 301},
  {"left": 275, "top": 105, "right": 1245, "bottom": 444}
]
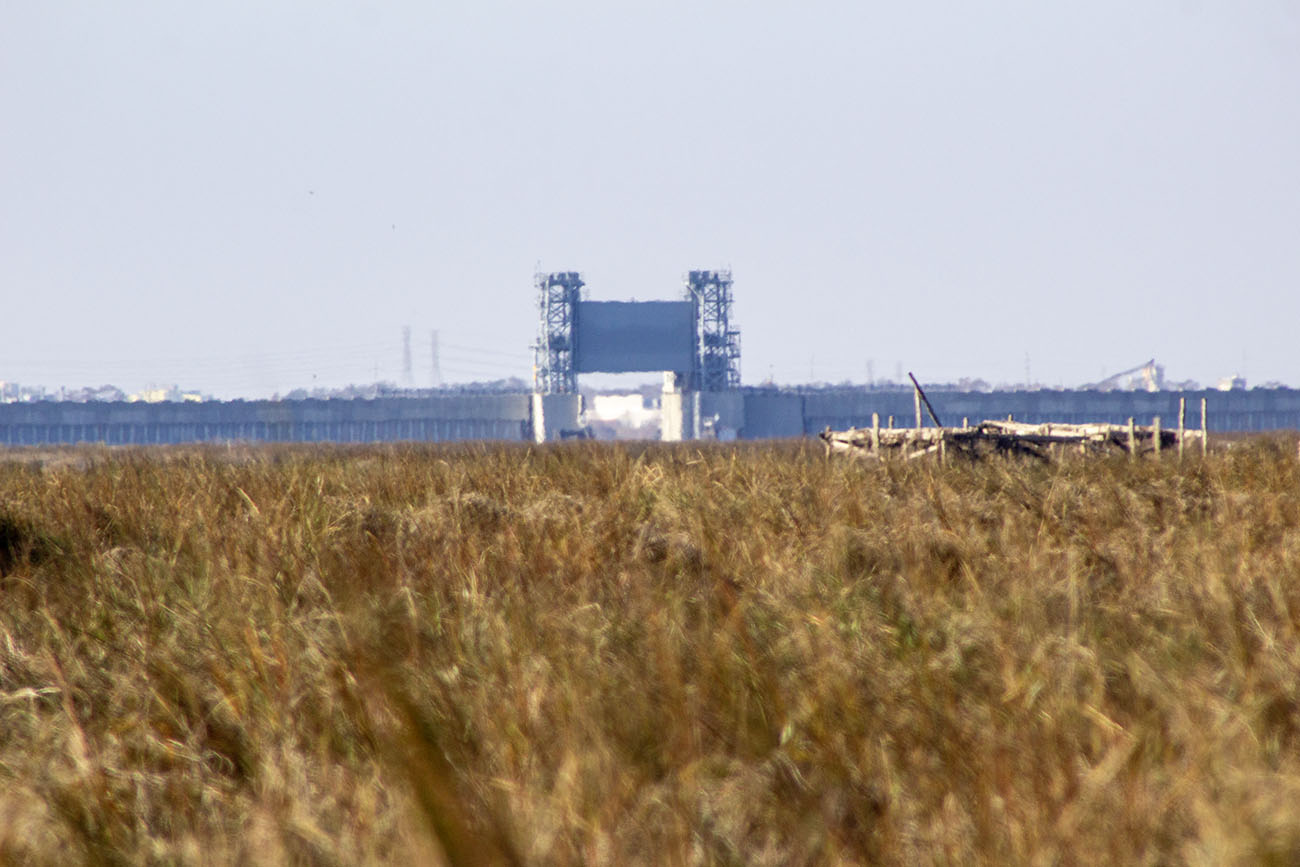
[{"left": 3, "top": 2, "right": 1298, "bottom": 398}]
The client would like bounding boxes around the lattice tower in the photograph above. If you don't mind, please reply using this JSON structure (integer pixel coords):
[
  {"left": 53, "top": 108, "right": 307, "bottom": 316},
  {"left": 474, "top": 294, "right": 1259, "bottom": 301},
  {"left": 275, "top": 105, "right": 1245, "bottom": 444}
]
[
  {"left": 685, "top": 269, "right": 741, "bottom": 391},
  {"left": 533, "top": 271, "right": 583, "bottom": 393}
]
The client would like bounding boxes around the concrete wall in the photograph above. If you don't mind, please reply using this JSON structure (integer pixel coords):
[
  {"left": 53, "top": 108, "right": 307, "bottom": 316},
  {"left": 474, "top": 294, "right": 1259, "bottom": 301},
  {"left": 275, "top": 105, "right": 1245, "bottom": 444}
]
[
  {"left": 661, "top": 391, "right": 745, "bottom": 441},
  {"left": 699, "top": 392, "right": 745, "bottom": 441},
  {"left": 0, "top": 395, "right": 532, "bottom": 446},
  {"left": 740, "top": 393, "right": 806, "bottom": 439}
]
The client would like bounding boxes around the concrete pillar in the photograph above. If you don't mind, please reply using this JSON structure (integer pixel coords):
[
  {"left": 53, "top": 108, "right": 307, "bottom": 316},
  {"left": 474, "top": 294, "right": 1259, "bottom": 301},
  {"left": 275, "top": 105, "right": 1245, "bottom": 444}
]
[
  {"left": 531, "top": 393, "right": 583, "bottom": 442},
  {"left": 660, "top": 391, "right": 693, "bottom": 442}
]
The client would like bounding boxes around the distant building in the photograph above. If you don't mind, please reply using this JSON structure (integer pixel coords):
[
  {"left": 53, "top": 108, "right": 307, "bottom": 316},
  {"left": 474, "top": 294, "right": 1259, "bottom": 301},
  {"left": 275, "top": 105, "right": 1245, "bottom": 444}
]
[
  {"left": 128, "top": 386, "right": 205, "bottom": 403},
  {"left": 1216, "top": 376, "right": 1247, "bottom": 392},
  {"left": 0, "top": 381, "right": 50, "bottom": 403},
  {"left": 582, "top": 392, "right": 663, "bottom": 439},
  {"left": 587, "top": 393, "right": 660, "bottom": 428},
  {"left": 64, "top": 385, "right": 127, "bottom": 403}
]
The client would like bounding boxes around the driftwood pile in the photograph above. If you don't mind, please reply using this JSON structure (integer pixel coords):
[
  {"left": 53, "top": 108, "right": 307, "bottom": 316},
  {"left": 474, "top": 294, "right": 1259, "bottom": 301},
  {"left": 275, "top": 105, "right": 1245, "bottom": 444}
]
[
  {"left": 821, "top": 374, "right": 1210, "bottom": 462},
  {"left": 820, "top": 418, "right": 1203, "bottom": 462}
]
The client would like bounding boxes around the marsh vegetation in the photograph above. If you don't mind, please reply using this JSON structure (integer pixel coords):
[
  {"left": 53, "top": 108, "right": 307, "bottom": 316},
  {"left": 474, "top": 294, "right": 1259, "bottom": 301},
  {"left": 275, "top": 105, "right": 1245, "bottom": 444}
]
[{"left": 1, "top": 440, "right": 1298, "bottom": 863}]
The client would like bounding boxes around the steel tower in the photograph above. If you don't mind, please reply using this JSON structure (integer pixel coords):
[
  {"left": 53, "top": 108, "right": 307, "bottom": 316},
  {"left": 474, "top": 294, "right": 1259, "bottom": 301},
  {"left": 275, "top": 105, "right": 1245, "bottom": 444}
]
[
  {"left": 685, "top": 269, "right": 741, "bottom": 391},
  {"left": 533, "top": 271, "right": 583, "bottom": 394}
]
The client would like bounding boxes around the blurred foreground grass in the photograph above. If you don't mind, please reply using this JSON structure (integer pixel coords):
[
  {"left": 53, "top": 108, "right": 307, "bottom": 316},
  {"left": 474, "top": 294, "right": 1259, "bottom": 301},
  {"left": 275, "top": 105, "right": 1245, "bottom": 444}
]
[{"left": 1, "top": 440, "right": 1299, "bottom": 864}]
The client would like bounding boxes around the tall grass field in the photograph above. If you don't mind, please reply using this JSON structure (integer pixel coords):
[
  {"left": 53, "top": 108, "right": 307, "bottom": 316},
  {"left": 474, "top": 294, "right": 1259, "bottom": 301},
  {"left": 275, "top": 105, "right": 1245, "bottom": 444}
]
[{"left": 1, "top": 440, "right": 1299, "bottom": 864}]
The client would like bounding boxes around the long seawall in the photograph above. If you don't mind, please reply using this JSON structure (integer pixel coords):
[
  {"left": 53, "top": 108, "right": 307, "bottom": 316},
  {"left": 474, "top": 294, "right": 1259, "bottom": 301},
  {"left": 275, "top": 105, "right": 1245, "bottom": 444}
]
[
  {"left": 740, "top": 388, "right": 1300, "bottom": 439},
  {"left": 0, "top": 395, "right": 532, "bottom": 446},
  {"left": 2, "top": 388, "right": 1299, "bottom": 446}
]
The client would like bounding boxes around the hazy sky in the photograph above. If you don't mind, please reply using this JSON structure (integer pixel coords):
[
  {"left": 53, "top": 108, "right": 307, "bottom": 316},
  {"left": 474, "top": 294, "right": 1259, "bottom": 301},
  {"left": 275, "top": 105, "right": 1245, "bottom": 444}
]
[{"left": 3, "top": 2, "right": 1298, "bottom": 397}]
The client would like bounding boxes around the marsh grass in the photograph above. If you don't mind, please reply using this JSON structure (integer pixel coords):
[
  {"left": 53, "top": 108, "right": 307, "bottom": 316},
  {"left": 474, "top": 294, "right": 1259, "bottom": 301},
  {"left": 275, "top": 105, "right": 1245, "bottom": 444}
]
[{"left": 1, "top": 439, "right": 1299, "bottom": 864}]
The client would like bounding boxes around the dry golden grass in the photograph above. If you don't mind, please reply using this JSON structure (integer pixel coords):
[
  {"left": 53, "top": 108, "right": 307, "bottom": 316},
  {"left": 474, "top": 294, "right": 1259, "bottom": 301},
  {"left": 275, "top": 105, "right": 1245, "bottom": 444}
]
[{"left": 1, "top": 439, "right": 1299, "bottom": 864}]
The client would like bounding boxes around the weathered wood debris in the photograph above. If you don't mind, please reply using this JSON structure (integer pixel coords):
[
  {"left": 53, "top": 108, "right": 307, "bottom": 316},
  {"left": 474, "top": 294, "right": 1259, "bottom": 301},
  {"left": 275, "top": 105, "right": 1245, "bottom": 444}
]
[
  {"left": 820, "top": 418, "right": 1201, "bottom": 461},
  {"left": 821, "top": 373, "right": 1208, "bottom": 461}
]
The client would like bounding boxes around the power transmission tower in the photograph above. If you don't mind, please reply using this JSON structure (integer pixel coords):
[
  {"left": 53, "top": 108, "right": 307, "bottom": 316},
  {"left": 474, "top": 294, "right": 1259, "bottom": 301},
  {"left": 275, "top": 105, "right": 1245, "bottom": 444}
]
[
  {"left": 402, "top": 326, "right": 414, "bottom": 386},
  {"left": 430, "top": 330, "right": 442, "bottom": 387}
]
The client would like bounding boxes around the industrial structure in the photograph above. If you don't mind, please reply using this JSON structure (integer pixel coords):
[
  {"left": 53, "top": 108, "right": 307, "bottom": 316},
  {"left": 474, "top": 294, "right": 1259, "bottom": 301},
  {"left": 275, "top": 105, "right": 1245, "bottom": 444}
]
[
  {"left": 4, "top": 268, "right": 1300, "bottom": 446},
  {"left": 531, "top": 269, "right": 742, "bottom": 441},
  {"left": 1084, "top": 359, "right": 1166, "bottom": 392},
  {"left": 533, "top": 271, "right": 585, "bottom": 395},
  {"left": 687, "top": 270, "right": 742, "bottom": 391},
  {"left": 533, "top": 269, "right": 739, "bottom": 397}
]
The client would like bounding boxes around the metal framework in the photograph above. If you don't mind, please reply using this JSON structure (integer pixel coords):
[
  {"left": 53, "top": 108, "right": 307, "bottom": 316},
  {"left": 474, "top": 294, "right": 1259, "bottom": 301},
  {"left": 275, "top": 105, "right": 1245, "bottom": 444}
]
[
  {"left": 685, "top": 269, "right": 741, "bottom": 391},
  {"left": 534, "top": 268, "right": 742, "bottom": 394},
  {"left": 533, "top": 271, "right": 583, "bottom": 394}
]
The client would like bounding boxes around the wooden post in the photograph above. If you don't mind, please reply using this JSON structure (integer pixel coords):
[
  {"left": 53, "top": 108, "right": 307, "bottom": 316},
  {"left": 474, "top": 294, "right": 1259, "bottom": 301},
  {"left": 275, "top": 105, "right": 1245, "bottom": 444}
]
[
  {"left": 1153, "top": 416, "right": 1162, "bottom": 458},
  {"left": 1178, "top": 398, "right": 1186, "bottom": 461},
  {"left": 1007, "top": 414, "right": 1013, "bottom": 422},
  {"left": 939, "top": 430, "right": 947, "bottom": 465},
  {"left": 1201, "top": 397, "right": 1208, "bottom": 458},
  {"left": 888, "top": 415, "right": 894, "bottom": 430},
  {"left": 908, "top": 372, "right": 943, "bottom": 427},
  {"left": 962, "top": 416, "right": 969, "bottom": 429},
  {"left": 871, "top": 412, "right": 880, "bottom": 457},
  {"left": 914, "top": 385, "right": 923, "bottom": 431},
  {"left": 1128, "top": 417, "right": 1137, "bottom": 459}
]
